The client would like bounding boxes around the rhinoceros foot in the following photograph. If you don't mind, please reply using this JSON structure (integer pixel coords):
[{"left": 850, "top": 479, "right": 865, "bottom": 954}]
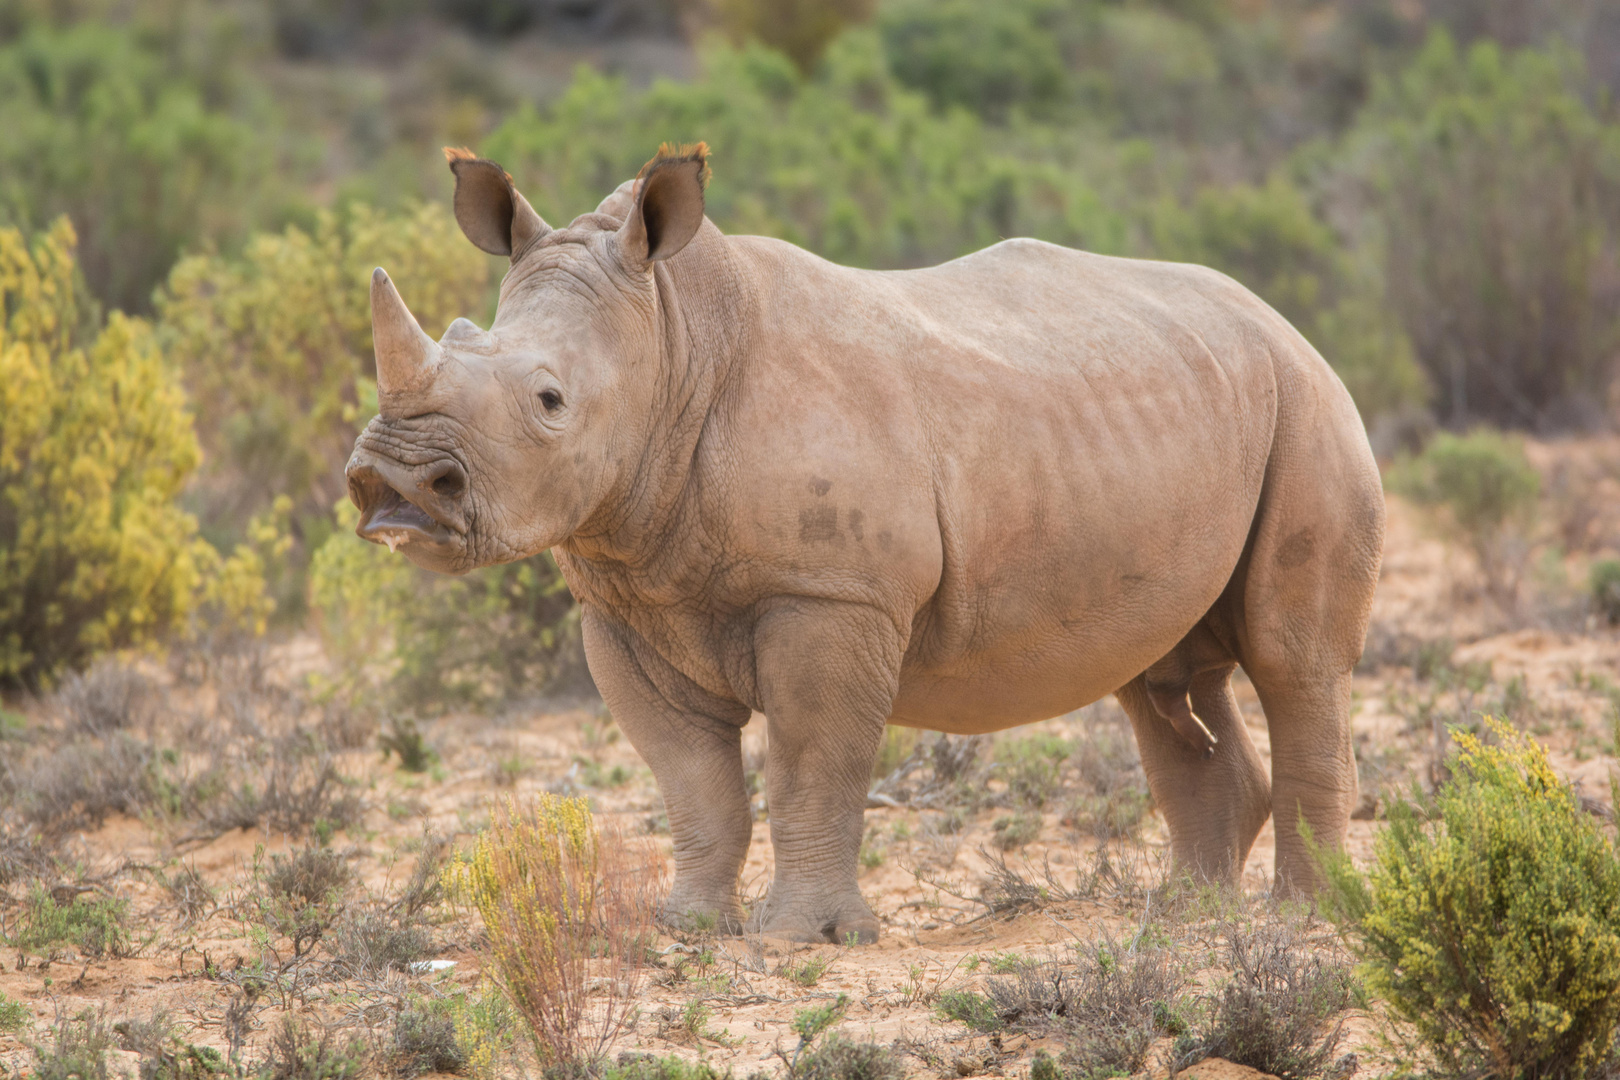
[{"left": 749, "top": 890, "right": 879, "bottom": 945}]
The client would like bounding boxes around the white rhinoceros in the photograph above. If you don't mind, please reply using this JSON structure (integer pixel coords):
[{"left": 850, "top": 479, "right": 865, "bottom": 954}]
[{"left": 346, "top": 144, "right": 1384, "bottom": 942}]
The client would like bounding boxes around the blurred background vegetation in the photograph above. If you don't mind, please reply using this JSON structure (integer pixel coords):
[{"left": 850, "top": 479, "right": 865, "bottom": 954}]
[{"left": 2, "top": 0, "right": 1618, "bottom": 696}]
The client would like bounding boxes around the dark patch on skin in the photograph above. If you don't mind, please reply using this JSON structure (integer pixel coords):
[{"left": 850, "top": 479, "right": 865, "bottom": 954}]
[
  {"left": 848, "top": 509, "right": 864, "bottom": 541},
  {"left": 808, "top": 477, "right": 832, "bottom": 497},
  {"left": 1277, "top": 528, "right": 1315, "bottom": 568},
  {"left": 877, "top": 530, "right": 892, "bottom": 551},
  {"left": 799, "top": 506, "right": 839, "bottom": 542}
]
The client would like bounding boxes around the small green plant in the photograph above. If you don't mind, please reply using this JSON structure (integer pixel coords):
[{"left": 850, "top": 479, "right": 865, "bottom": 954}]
[
  {"left": 792, "top": 994, "right": 850, "bottom": 1048},
  {"left": 998, "top": 733, "right": 1072, "bottom": 808},
  {"left": 112, "top": 1012, "right": 226, "bottom": 1080},
  {"left": 0, "top": 990, "right": 28, "bottom": 1033},
  {"left": 601, "top": 1057, "right": 736, "bottom": 1080},
  {"left": 789, "top": 1036, "right": 905, "bottom": 1080},
  {"left": 379, "top": 717, "right": 436, "bottom": 773},
  {"left": 858, "top": 826, "right": 886, "bottom": 870},
  {"left": 449, "top": 983, "right": 517, "bottom": 1080},
  {"left": 579, "top": 759, "right": 632, "bottom": 788},
  {"left": 1320, "top": 719, "right": 1620, "bottom": 1080},
  {"left": 936, "top": 990, "right": 1001, "bottom": 1032},
  {"left": 251, "top": 844, "right": 352, "bottom": 960},
  {"left": 1590, "top": 559, "right": 1620, "bottom": 625},
  {"left": 5, "top": 888, "right": 137, "bottom": 959},
  {"left": 390, "top": 995, "right": 467, "bottom": 1077},
  {"left": 779, "top": 952, "right": 835, "bottom": 987},
  {"left": 991, "top": 811, "right": 1041, "bottom": 851},
  {"left": 262, "top": 1016, "right": 366, "bottom": 1080},
  {"left": 663, "top": 1001, "right": 741, "bottom": 1048}
]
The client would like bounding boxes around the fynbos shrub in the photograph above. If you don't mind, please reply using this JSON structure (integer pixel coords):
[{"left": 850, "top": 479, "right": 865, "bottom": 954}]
[
  {"left": 445, "top": 795, "right": 664, "bottom": 1072},
  {"left": 1387, "top": 428, "right": 1541, "bottom": 606},
  {"left": 1321, "top": 719, "right": 1620, "bottom": 1080},
  {"left": 0, "top": 219, "right": 269, "bottom": 687}
]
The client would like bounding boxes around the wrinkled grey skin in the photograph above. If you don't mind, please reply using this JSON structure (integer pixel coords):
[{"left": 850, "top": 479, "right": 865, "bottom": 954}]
[{"left": 347, "top": 148, "right": 1384, "bottom": 943}]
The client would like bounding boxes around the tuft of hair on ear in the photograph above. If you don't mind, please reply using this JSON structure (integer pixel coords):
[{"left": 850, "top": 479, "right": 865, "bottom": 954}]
[
  {"left": 442, "top": 145, "right": 516, "bottom": 182},
  {"left": 638, "top": 141, "right": 712, "bottom": 189}
]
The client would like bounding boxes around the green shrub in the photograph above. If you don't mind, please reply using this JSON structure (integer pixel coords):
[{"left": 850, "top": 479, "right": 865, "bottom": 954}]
[
  {"left": 879, "top": 0, "right": 1068, "bottom": 119},
  {"left": 1320, "top": 719, "right": 1620, "bottom": 1080},
  {"left": 712, "top": 0, "right": 876, "bottom": 75},
  {"left": 5, "top": 887, "right": 136, "bottom": 958},
  {"left": 1590, "top": 559, "right": 1620, "bottom": 625},
  {"left": 998, "top": 732, "right": 1071, "bottom": 808},
  {"left": 789, "top": 1036, "right": 904, "bottom": 1080},
  {"left": 1352, "top": 31, "right": 1620, "bottom": 429},
  {"left": 0, "top": 219, "right": 269, "bottom": 687},
  {"left": 0, "top": 989, "right": 28, "bottom": 1033},
  {"left": 390, "top": 995, "right": 467, "bottom": 1077},
  {"left": 0, "top": 20, "right": 272, "bottom": 314},
  {"left": 1386, "top": 428, "right": 1541, "bottom": 603},
  {"left": 936, "top": 989, "right": 1001, "bottom": 1032},
  {"left": 481, "top": 34, "right": 1130, "bottom": 275},
  {"left": 309, "top": 500, "right": 585, "bottom": 710}
]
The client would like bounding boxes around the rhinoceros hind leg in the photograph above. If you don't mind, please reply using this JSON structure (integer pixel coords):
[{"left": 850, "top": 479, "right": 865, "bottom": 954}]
[
  {"left": 1118, "top": 668, "right": 1270, "bottom": 887},
  {"left": 1248, "top": 671, "right": 1357, "bottom": 899}
]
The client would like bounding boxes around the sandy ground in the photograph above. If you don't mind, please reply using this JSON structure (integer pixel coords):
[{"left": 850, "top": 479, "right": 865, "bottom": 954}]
[{"left": 3, "top": 439, "right": 1620, "bottom": 1079}]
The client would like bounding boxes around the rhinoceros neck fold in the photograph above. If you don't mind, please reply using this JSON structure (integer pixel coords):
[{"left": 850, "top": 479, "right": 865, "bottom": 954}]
[{"left": 565, "top": 224, "right": 755, "bottom": 569}]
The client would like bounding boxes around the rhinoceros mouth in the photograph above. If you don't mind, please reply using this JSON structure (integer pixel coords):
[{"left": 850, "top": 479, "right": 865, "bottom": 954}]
[{"left": 355, "top": 482, "right": 457, "bottom": 553}]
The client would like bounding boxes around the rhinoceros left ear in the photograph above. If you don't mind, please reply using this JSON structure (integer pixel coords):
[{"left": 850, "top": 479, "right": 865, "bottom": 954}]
[
  {"left": 445, "top": 147, "right": 550, "bottom": 259},
  {"left": 618, "top": 142, "right": 710, "bottom": 266}
]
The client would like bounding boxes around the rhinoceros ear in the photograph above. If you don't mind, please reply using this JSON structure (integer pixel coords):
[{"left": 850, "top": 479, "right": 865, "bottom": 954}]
[
  {"left": 445, "top": 147, "right": 549, "bottom": 259},
  {"left": 618, "top": 142, "right": 710, "bottom": 266}
]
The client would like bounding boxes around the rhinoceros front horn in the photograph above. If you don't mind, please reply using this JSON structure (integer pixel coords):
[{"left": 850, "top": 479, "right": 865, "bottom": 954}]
[{"left": 371, "top": 267, "right": 442, "bottom": 401}]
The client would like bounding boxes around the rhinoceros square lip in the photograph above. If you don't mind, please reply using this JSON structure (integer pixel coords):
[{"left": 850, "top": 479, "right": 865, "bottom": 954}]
[{"left": 362, "top": 488, "right": 452, "bottom": 550}]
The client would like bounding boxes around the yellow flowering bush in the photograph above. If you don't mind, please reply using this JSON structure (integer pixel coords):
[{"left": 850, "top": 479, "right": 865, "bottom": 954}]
[
  {"left": 446, "top": 795, "right": 662, "bottom": 1071},
  {"left": 1321, "top": 719, "right": 1620, "bottom": 1079},
  {"left": 0, "top": 219, "right": 269, "bottom": 686}
]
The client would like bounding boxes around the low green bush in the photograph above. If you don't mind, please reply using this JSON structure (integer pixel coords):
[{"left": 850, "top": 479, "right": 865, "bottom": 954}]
[
  {"left": 1320, "top": 719, "right": 1620, "bottom": 1080},
  {"left": 5, "top": 887, "right": 137, "bottom": 959},
  {"left": 1386, "top": 428, "right": 1541, "bottom": 604},
  {"left": 309, "top": 501, "right": 586, "bottom": 711},
  {"left": 0, "top": 989, "right": 28, "bottom": 1033}
]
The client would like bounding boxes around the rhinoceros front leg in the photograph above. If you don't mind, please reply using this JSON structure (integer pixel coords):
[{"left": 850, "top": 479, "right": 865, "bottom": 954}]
[
  {"left": 752, "top": 599, "right": 903, "bottom": 944},
  {"left": 581, "top": 607, "right": 753, "bottom": 932}
]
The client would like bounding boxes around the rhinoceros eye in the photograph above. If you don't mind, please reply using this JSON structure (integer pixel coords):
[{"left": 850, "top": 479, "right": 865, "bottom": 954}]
[{"left": 539, "top": 389, "right": 563, "bottom": 413}]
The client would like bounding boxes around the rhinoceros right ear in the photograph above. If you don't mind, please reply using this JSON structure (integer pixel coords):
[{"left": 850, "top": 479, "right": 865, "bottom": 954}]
[
  {"left": 445, "top": 147, "right": 549, "bottom": 259},
  {"left": 618, "top": 142, "right": 710, "bottom": 266}
]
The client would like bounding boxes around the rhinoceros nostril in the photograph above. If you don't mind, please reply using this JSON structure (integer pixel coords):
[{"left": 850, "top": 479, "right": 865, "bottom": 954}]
[{"left": 429, "top": 463, "right": 466, "bottom": 499}]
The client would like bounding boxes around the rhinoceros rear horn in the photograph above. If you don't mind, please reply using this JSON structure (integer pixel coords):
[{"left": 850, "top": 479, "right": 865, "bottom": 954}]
[
  {"left": 619, "top": 142, "right": 710, "bottom": 265},
  {"left": 371, "top": 268, "right": 442, "bottom": 400},
  {"left": 445, "top": 147, "right": 550, "bottom": 259}
]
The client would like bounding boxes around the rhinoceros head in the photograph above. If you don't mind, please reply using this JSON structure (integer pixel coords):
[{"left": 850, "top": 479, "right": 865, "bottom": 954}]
[{"left": 345, "top": 144, "right": 710, "bottom": 573}]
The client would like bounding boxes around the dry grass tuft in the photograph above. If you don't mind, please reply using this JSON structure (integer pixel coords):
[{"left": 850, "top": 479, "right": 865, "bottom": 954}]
[
  {"left": 1174, "top": 917, "right": 1355, "bottom": 1080},
  {"left": 447, "top": 794, "right": 665, "bottom": 1072}
]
